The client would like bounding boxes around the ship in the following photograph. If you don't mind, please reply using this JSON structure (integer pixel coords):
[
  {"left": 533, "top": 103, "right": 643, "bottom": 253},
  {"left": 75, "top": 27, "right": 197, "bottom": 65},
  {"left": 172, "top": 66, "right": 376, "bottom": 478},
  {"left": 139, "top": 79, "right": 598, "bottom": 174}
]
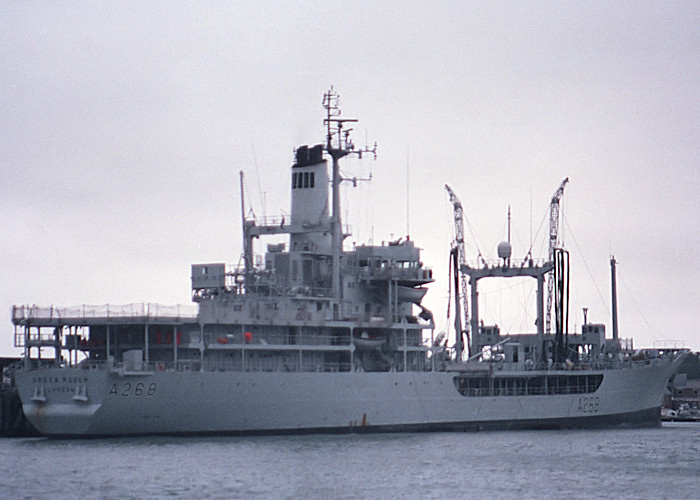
[{"left": 9, "top": 89, "right": 687, "bottom": 437}]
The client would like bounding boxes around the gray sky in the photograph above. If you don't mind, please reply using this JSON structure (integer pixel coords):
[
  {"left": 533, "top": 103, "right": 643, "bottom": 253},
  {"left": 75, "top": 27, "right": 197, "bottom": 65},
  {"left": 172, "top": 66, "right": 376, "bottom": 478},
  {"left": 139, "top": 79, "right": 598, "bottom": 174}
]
[{"left": 1, "top": 1, "right": 698, "bottom": 356}]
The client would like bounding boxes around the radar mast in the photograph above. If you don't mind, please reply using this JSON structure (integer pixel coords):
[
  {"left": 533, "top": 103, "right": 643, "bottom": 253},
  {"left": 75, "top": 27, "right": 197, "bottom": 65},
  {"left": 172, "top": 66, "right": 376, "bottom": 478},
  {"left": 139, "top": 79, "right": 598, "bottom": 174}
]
[{"left": 321, "top": 87, "right": 377, "bottom": 298}]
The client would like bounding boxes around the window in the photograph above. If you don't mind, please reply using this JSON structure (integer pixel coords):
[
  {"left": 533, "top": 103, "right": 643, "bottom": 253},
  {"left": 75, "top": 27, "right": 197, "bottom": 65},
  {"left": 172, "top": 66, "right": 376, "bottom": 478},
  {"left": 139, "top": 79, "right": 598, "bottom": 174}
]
[
  {"left": 453, "top": 374, "right": 604, "bottom": 397},
  {"left": 292, "top": 172, "right": 297, "bottom": 189},
  {"left": 310, "top": 172, "right": 315, "bottom": 188},
  {"left": 303, "top": 172, "right": 309, "bottom": 188}
]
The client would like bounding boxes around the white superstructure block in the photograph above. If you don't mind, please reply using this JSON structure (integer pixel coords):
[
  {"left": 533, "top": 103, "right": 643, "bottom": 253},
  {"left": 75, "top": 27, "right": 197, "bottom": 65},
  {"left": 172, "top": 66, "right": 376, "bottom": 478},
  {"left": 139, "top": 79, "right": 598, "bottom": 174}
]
[{"left": 290, "top": 144, "right": 331, "bottom": 254}]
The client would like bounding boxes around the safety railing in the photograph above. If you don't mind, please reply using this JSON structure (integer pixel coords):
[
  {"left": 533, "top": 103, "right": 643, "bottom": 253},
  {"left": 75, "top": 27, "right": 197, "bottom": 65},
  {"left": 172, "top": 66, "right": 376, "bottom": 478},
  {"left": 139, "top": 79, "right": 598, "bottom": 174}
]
[
  {"left": 357, "top": 265, "right": 433, "bottom": 281},
  {"left": 12, "top": 303, "right": 198, "bottom": 323},
  {"left": 463, "top": 257, "right": 549, "bottom": 269},
  {"left": 205, "top": 333, "right": 353, "bottom": 347}
]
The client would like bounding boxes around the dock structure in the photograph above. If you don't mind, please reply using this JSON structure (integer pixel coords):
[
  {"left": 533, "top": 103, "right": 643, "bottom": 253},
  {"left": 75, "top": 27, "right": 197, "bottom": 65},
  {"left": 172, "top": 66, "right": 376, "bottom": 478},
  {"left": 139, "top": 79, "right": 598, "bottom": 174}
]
[{"left": 1, "top": 357, "right": 38, "bottom": 437}]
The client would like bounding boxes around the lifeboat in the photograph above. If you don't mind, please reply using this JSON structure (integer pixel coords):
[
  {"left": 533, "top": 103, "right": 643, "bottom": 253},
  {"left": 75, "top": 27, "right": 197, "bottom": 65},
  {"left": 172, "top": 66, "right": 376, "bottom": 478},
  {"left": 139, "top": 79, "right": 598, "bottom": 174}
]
[
  {"left": 396, "top": 286, "right": 427, "bottom": 304},
  {"left": 353, "top": 332, "right": 385, "bottom": 350}
]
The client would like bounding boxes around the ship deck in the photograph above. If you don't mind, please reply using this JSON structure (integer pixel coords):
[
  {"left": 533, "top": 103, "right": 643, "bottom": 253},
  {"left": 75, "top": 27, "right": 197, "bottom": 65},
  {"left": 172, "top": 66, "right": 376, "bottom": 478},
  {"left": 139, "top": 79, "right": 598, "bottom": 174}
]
[{"left": 11, "top": 304, "right": 197, "bottom": 327}]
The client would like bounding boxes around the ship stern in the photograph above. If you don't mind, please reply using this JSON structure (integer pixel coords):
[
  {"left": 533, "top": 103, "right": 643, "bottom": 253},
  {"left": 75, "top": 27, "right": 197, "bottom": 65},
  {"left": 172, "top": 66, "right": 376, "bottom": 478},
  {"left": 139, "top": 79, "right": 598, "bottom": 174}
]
[{"left": 15, "top": 366, "right": 108, "bottom": 436}]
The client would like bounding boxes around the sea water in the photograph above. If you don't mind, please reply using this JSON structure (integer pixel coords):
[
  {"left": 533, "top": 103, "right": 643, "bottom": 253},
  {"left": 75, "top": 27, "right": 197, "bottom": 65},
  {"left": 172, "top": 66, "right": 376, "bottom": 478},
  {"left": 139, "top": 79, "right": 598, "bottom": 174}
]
[{"left": 1, "top": 423, "right": 698, "bottom": 499}]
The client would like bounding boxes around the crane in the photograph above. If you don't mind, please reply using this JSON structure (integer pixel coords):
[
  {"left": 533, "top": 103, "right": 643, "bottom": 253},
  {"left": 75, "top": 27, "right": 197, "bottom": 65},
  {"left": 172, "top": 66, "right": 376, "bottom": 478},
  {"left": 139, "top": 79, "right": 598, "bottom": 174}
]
[
  {"left": 445, "top": 184, "right": 470, "bottom": 359},
  {"left": 545, "top": 177, "right": 569, "bottom": 335}
]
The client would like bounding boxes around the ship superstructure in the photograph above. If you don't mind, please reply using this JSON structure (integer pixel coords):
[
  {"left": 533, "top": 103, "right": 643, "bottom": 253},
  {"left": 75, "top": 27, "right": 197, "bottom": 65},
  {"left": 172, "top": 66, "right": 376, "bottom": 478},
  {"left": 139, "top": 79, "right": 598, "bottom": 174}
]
[
  {"left": 9, "top": 89, "right": 687, "bottom": 436},
  {"left": 188, "top": 87, "right": 434, "bottom": 375}
]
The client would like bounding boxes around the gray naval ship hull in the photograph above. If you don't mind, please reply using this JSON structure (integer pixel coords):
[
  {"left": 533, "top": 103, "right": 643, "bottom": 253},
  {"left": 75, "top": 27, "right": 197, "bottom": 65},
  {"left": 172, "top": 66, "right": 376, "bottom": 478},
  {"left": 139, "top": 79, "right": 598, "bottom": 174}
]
[{"left": 15, "top": 358, "right": 679, "bottom": 437}]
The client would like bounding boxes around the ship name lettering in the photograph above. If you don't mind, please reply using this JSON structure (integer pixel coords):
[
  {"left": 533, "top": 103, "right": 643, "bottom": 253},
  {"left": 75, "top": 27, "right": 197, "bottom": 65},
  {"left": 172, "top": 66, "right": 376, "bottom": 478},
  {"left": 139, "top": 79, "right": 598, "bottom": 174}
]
[
  {"left": 109, "top": 382, "right": 157, "bottom": 397},
  {"left": 577, "top": 396, "right": 600, "bottom": 414},
  {"left": 32, "top": 376, "right": 87, "bottom": 384}
]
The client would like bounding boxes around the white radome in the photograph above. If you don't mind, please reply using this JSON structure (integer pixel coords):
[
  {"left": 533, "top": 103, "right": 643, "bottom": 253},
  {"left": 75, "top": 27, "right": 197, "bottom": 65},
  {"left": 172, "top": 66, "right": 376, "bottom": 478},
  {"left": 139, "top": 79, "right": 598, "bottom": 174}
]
[{"left": 497, "top": 241, "right": 512, "bottom": 260}]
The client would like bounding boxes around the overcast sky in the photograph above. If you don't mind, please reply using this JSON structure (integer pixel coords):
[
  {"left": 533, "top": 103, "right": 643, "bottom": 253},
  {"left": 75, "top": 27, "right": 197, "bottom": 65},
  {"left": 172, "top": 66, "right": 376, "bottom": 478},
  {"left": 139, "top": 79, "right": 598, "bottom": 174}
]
[{"left": 1, "top": 1, "right": 698, "bottom": 356}]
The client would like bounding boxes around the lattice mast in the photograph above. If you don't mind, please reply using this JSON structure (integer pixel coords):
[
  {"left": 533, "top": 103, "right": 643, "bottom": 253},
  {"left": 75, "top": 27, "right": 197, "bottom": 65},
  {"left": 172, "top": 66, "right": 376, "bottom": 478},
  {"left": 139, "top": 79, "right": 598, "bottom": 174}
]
[
  {"left": 322, "top": 87, "right": 376, "bottom": 298},
  {"left": 239, "top": 170, "right": 254, "bottom": 287},
  {"left": 545, "top": 177, "right": 569, "bottom": 334},
  {"left": 445, "top": 184, "right": 470, "bottom": 359}
]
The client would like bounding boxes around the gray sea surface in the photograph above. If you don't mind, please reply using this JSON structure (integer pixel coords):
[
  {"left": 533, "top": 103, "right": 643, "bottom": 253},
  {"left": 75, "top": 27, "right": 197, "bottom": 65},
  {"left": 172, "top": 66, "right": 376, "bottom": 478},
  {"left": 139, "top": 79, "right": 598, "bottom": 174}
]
[{"left": 1, "top": 423, "right": 698, "bottom": 499}]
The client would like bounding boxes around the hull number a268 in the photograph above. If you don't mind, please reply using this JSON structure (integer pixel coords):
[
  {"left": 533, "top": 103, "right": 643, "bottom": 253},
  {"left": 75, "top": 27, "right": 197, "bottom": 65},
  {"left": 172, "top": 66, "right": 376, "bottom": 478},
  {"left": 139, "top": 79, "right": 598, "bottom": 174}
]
[
  {"left": 577, "top": 396, "right": 600, "bottom": 414},
  {"left": 109, "top": 383, "right": 157, "bottom": 397}
]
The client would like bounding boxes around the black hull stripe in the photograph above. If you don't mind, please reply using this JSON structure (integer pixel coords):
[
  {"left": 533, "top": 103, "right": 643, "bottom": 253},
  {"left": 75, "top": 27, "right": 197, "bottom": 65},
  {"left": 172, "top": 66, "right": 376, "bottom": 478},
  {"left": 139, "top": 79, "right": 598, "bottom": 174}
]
[{"left": 45, "top": 406, "right": 661, "bottom": 439}]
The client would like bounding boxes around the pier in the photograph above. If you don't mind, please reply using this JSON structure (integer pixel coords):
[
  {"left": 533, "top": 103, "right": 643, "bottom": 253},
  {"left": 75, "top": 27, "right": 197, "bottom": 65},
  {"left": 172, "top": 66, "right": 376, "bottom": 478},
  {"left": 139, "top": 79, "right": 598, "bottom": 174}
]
[{"left": 1, "top": 357, "right": 38, "bottom": 437}]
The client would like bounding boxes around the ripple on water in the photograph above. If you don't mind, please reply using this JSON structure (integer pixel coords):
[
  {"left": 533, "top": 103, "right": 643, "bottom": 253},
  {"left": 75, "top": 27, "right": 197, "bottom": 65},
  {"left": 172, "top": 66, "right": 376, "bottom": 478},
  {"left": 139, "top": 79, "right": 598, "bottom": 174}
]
[{"left": 1, "top": 425, "right": 698, "bottom": 499}]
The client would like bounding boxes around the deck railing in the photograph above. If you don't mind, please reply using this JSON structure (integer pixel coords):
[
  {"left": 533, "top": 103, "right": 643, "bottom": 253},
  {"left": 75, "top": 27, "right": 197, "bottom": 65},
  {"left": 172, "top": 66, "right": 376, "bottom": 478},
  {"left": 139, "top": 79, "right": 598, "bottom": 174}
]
[{"left": 12, "top": 303, "right": 198, "bottom": 324}]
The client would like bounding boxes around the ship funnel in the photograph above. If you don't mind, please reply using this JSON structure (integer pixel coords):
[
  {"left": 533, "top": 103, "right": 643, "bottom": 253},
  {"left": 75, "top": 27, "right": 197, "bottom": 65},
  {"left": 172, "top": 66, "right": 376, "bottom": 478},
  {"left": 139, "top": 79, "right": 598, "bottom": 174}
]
[{"left": 290, "top": 144, "right": 331, "bottom": 252}]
